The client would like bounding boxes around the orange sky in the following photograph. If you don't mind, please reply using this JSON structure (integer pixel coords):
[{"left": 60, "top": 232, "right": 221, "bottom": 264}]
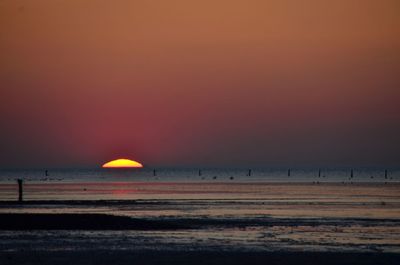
[{"left": 0, "top": 0, "right": 399, "bottom": 167}]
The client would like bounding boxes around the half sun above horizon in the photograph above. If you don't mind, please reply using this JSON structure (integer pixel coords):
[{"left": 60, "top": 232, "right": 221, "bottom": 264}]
[{"left": 102, "top": 158, "right": 143, "bottom": 168}]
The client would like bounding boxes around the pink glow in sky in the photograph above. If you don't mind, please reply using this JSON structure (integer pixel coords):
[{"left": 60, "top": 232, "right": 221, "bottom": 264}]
[{"left": 0, "top": 0, "right": 399, "bottom": 168}]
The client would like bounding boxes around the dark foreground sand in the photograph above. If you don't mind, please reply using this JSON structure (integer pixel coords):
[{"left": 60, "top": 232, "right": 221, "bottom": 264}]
[
  {"left": 1, "top": 251, "right": 400, "bottom": 265},
  {"left": 0, "top": 213, "right": 188, "bottom": 230},
  {"left": 1, "top": 187, "right": 400, "bottom": 265},
  {"left": 3, "top": 213, "right": 398, "bottom": 229},
  {"left": 1, "top": 213, "right": 400, "bottom": 264}
]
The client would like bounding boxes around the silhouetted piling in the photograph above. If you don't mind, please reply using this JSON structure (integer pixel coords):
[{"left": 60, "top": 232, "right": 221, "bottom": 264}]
[
  {"left": 153, "top": 169, "right": 156, "bottom": 177},
  {"left": 199, "top": 169, "right": 202, "bottom": 176},
  {"left": 45, "top": 170, "right": 48, "bottom": 176},
  {"left": 288, "top": 169, "right": 291, "bottom": 177},
  {"left": 17, "top": 179, "right": 23, "bottom": 202},
  {"left": 350, "top": 169, "right": 353, "bottom": 178},
  {"left": 318, "top": 169, "right": 321, "bottom": 177},
  {"left": 248, "top": 169, "right": 252, "bottom": 177},
  {"left": 385, "top": 169, "right": 388, "bottom": 179}
]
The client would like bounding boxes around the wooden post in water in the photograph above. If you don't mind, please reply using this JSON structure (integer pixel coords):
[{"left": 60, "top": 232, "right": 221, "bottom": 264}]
[
  {"left": 248, "top": 169, "right": 252, "bottom": 177},
  {"left": 288, "top": 169, "right": 291, "bottom": 177},
  {"left": 350, "top": 169, "right": 353, "bottom": 178},
  {"left": 385, "top": 169, "right": 388, "bottom": 179},
  {"left": 199, "top": 169, "right": 202, "bottom": 176},
  {"left": 318, "top": 169, "right": 321, "bottom": 177},
  {"left": 17, "top": 179, "right": 23, "bottom": 202},
  {"left": 153, "top": 169, "right": 156, "bottom": 177}
]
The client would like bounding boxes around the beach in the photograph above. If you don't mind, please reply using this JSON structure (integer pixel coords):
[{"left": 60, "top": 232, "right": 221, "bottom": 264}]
[
  {"left": 0, "top": 169, "right": 399, "bottom": 264},
  {"left": 2, "top": 250, "right": 400, "bottom": 265}
]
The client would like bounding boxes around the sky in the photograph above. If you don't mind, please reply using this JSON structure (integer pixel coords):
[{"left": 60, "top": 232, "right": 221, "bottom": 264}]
[{"left": 0, "top": 0, "right": 399, "bottom": 168}]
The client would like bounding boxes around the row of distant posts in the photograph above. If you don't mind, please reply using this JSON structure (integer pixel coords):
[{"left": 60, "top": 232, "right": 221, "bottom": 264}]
[
  {"left": 15, "top": 169, "right": 391, "bottom": 202},
  {"left": 152, "top": 168, "right": 390, "bottom": 178}
]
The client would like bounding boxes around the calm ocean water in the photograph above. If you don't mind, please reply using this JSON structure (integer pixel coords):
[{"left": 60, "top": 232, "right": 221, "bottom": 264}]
[{"left": 0, "top": 167, "right": 399, "bottom": 183}]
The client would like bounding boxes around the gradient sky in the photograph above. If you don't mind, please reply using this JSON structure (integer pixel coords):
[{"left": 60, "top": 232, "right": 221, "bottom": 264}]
[{"left": 1, "top": 0, "right": 399, "bottom": 168}]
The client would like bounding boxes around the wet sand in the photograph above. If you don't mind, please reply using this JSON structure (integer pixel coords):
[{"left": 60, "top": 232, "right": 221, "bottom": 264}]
[
  {"left": 1, "top": 213, "right": 400, "bottom": 264},
  {"left": 1, "top": 250, "right": 400, "bottom": 265},
  {"left": 0, "top": 213, "right": 188, "bottom": 230},
  {"left": 1, "top": 212, "right": 399, "bottom": 230},
  {"left": 1, "top": 182, "right": 399, "bottom": 264}
]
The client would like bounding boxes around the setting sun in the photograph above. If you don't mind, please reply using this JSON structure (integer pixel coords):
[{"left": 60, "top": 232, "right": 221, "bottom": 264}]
[{"left": 102, "top": 158, "right": 143, "bottom": 168}]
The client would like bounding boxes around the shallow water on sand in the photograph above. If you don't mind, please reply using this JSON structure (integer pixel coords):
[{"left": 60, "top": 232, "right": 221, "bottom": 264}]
[
  {"left": 1, "top": 224, "right": 400, "bottom": 253},
  {"left": 1, "top": 168, "right": 400, "bottom": 253},
  {"left": 0, "top": 167, "right": 399, "bottom": 200},
  {"left": 1, "top": 183, "right": 400, "bottom": 219}
]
